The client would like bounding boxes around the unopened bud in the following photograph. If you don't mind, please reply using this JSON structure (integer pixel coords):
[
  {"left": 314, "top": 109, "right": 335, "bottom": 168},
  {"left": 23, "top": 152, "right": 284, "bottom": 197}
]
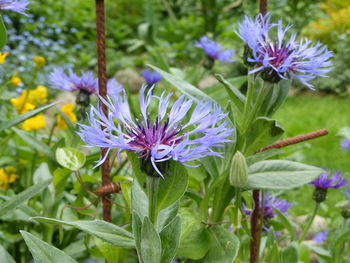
[
  {"left": 312, "top": 188, "right": 328, "bottom": 203},
  {"left": 229, "top": 151, "right": 248, "bottom": 188}
]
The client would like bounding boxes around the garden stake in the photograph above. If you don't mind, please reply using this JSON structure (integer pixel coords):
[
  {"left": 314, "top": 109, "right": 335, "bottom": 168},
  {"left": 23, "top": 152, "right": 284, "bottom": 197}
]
[
  {"left": 95, "top": 0, "right": 114, "bottom": 223},
  {"left": 250, "top": 128, "right": 329, "bottom": 263},
  {"left": 249, "top": 1, "right": 268, "bottom": 262}
]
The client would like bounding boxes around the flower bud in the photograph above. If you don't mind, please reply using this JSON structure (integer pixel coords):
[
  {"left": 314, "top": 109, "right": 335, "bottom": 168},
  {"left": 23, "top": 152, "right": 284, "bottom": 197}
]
[
  {"left": 312, "top": 188, "right": 328, "bottom": 203},
  {"left": 229, "top": 151, "right": 248, "bottom": 188}
]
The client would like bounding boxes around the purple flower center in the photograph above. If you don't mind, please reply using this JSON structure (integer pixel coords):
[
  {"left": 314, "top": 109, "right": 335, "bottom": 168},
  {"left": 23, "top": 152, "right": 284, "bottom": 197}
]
[{"left": 127, "top": 118, "right": 183, "bottom": 160}]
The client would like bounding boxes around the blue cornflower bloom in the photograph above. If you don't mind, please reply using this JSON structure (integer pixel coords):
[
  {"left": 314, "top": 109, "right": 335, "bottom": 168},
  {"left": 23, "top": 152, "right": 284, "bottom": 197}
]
[
  {"left": 310, "top": 171, "right": 347, "bottom": 189},
  {"left": 49, "top": 67, "right": 122, "bottom": 95},
  {"left": 195, "top": 36, "right": 235, "bottom": 63},
  {"left": 236, "top": 13, "right": 333, "bottom": 89},
  {"left": 0, "top": 0, "right": 28, "bottom": 15},
  {"left": 243, "top": 192, "right": 291, "bottom": 219},
  {"left": 341, "top": 138, "right": 350, "bottom": 151},
  {"left": 312, "top": 231, "right": 328, "bottom": 244},
  {"left": 78, "top": 86, "right": 233, "bottom": 176},
  {"left": 142, "top": 69, "right": 162, "bottom": 85}
]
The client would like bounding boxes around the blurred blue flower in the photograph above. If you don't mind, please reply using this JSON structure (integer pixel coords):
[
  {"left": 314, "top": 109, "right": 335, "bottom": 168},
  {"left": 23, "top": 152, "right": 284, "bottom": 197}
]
[
  {"left": 195, "top": 36, "right": 235, "bottom": 63},
  {"left": 312, "top": 231, "right": 328, "bottom": 244},
  {"left": 236, "top": 13, "right": 333, "bottom": 89},
  {"left": 49, "top": 67, "right": 122, "bottom": 95},
  {"left": 243, "top": 192, "right": 291, "bottom": 219},
  {"left": 310, "top": 171, "right": 347, "bottom": 189},
  {"left": 142, "top": 69, "right": 162, "bottom": 85},
  {"left": 341, "top": 138, "right": 350, "bottom": 151},
  {"left": 78, "top": 86, "right": 233, "bottom": 177},
  {"left": 0, "top": 0, "right": 28, "bottom": 15}
]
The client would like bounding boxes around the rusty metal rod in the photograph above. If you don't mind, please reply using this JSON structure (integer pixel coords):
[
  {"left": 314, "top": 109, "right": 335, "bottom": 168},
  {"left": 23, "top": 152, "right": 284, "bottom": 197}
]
[
  {"left": 95, "top": 0, "right": 112, "bottom": 223},
  {"left": 259, "top": 0, "right": 267, "bottom": 15}
]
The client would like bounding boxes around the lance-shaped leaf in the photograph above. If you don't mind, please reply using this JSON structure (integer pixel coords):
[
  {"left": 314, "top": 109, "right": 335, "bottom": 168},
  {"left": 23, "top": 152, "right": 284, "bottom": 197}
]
[
  {"left": 32, "top": 217, "right": 135, "bottom": 248},
  {"left": 20, "top": 231, "right": 77, "bottom": 263},
  {"left": 0, "top": 16, "right": 7, "bottom": 50},
  {"left": 0, "top": 244, "right": 16, "bottom": 263},
  {"left": 0, "top": 102, "right": 57, "bottom": 132},
  {"left": 141, "top": 217, "right": 162, "bottom": 263},
  {"left": 0, "top": 179, "right": 51, "bottom": 218},
  {"left": 245, "top": 160, "right": 324, "bottom": 190}
]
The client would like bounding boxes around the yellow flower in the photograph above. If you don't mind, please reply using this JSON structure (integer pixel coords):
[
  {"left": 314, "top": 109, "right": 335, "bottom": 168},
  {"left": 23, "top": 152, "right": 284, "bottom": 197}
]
[
  {"left": 29, "top": 85, "right": 48, "bottom": 105},
  {"left": 11, "top": 76, "right": 22, "bottom": 86},
  {"left": 0, "top": 52, "right": 9, "bottom": 64},
  {"left": 10, "top": 91, "right": 36, "bottom": 114},
  {"left": 22, "top": 114, "right": 46, "bottom": 131},
  {"left": 0, "top": 166, "right": 17, "bottom": 190},
  {"left": 57, "top": 104, "right": 77, "bottom": 129},
  {"left": 33, "top": 56, "right": 46, "bottom": 67}
]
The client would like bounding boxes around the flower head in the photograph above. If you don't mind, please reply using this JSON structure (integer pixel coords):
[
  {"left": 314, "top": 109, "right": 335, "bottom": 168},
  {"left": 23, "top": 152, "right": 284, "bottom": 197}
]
[
  {"left": 57, "top": 104, "right": 77, "bottom": 129},
  {"left": 263, "top": 193, "right": 292, "bottom": 219},
  {"left": 310, "top": 170, "right": 347, "bottom": 189},
  {"left": 49, "top": 67, "right": 122, "bottom": 95},
  {"left": 312, "top": 231, "right": 328, "bottom": 244},
  {"left": 78, "top": 86, "right": 233, "bottom": 176},
  {"left": 341, "top": 138, "right": 350, "bottom": 151},
  {"left": 22, "top": 114, "right": 46, "bottom": 131},
  {"left": 195, "top": 36, "right": 235, "bottom": 63},
  {"left": 0, "top": 166, "right": 17, "bottom": 190},
  {"left": 0, "top": 52, "right": 9, "bottom": 64},
  {"left": 0, "top": 0, "right": 28, "bottom": 15},
  {"left": 142, "top": 69, "right": 163, "bottom": 85},
  {"left": 33, "top": 56, "right": 46, "bottom": 67},
  {"left": 236, "top": 13, "right": 333, "bottom": 88}
]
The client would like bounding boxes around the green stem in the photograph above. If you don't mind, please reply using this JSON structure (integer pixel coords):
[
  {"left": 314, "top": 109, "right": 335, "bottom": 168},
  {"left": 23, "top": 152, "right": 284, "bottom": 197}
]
[
  {"left": 148, "top": 176, "right": 160, "bottom": 225},
  {"left": 298, "top": 202, "right": 320, "bottom": 243},
  {"left": 233, "top": 188, "right": 242, "bottom": 228},
  {"left": 48, "top": 118, "right": 57, "bottom": 146}
]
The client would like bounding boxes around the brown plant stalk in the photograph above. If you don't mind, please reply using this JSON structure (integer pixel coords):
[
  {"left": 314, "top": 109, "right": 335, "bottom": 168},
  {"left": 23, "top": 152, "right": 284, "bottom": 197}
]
[{"left": 95, "top": 0, "right": 112, "bottom": 222}]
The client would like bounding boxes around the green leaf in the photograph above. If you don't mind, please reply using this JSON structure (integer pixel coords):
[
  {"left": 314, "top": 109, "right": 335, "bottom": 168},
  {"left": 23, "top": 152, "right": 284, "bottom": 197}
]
[
  {"left": 261, "top": 79, "right": 290, "bottom": 116},
  {"left": 147, "top": 64, "right": 211, "bottom": 101},
  {"left": 157, "top": 201, "right": 179, "bottom": 231},
  {"left": 245, "top": 160, "right": 324, "bottom": 190},
  {"left": 32, "top": 217, "right": 135, "bottom": 248},
  {"left": 156, "top": 161, "right": 188, "bottom": 212},
  {"left": 0, "top": 244, "right": 16, "bottom": 263},
  {"left": 141, "top": 217, "right": 162, "bottom": 263},
  {"left": 245, "top": 117, "right": 284, "bottom": 155},
  {"left": 0, "top": 179, "right": 51, "bottom": 218},
  {"left": 246, "top": 149, "right": 284, "bottom": 166},
  {"left": 20, "top": 231, "right": 77, "bottom": 263},
  {"left": 131, "top": 179, "right": 148, "bottom": 220},
  {"left": 128, "top": 152, "right": 147, "bottom": 188},
  {"left": 159, "top": 216, "right": 181, "bottom": 263},
  {"left": 0, "top": 102, "right": 57, "bottom": 132},
  {"left": 132, "top": 212, "right": 144, "bottom": 263},
  {"left": 13, "top": 128, "right": 55, "bottom": 160},
  {"left": 53, "top": 168, "right": 71, "bottom": 197},
  {"left": 280, "top": 241, "right": 298, "bottom": 263},
  {"left": 0, "top": 15, "right": 7, "bottom": 50},
  {"left": 215, "top": 74, "right": 246, "bottom": 109},
  {"left": 94, "top": 237, "right": 121, "bottom": 263},
  {"left": 56, "top": 147, "right": 86, "bottom": 171},
  {"left": 204, "top": 226, "right": 240, "bottom": 263},
  {"left": 178, "top": 227, "right": 211, "bottom": 260},
  {"left": 274, "top": 208, "right": 296, "bottom": 240}
]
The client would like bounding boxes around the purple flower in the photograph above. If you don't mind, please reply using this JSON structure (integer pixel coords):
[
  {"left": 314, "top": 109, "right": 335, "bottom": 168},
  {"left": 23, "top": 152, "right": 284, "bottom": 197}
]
[
  {"left": 341, "top": 138, "right": 350, "bottom": 151},
  {"left": 78, "top": 86, "right": 233, "bottom": 177},
  {"left": 236, "top": 13, "right": 333, "bottom": 89},
  {"left": 310, "top": 171, "right": 347, "bottom": 189},
  {"left": 195, "top": 36, "right": 235, "bottom": 63},
  {"left": 0, "top": 0, "right": 28, "bottom": 15},
  {"left": 312, "top": 231, "right": 328, "bottom": 244},
  {"left": 243, "top": 193, "right": 291, "bottom": 220},
  {"left": 142, "top": 69, "right": 163, "bottom": 85},
  {"left": 49, "top": 67, "right": 122, "bottom": 95}
]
